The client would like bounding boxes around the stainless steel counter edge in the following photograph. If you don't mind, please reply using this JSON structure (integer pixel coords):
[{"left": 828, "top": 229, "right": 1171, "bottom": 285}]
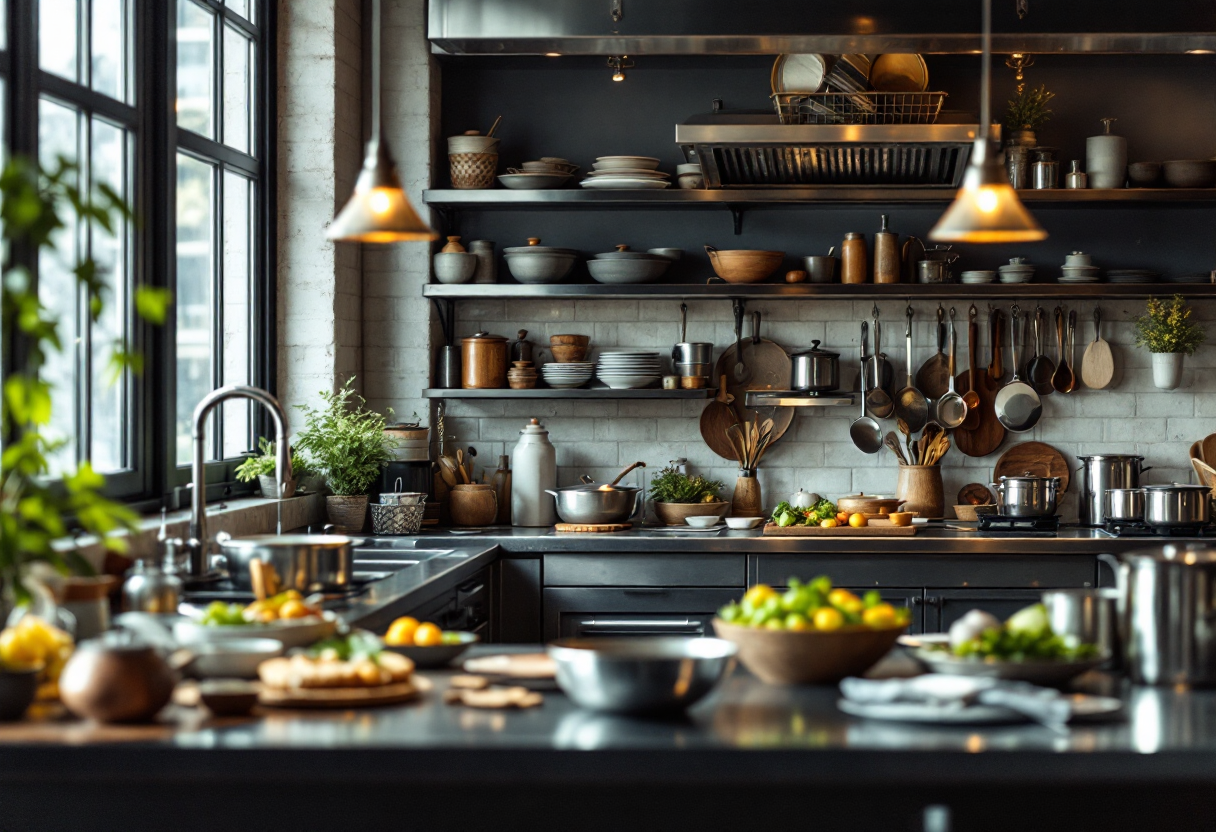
[{"left": 334, "top": 544, "right": 498, "bottom": 627}]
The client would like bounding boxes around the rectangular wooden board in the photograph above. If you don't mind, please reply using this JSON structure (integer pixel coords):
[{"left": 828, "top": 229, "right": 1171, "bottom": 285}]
[{"left": 762, "top": 523, "right": 917, "bottom": 536}]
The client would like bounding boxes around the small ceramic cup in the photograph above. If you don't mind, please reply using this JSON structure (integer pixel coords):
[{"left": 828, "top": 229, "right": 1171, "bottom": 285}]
[{"left": 662, "top": 375, "right": 680, "bottom": 390}]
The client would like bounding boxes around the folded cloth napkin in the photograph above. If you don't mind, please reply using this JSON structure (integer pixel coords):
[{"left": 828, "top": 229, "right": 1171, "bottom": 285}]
[{"left": 839, "top": 674, "right": 1073, "bottom": 729}]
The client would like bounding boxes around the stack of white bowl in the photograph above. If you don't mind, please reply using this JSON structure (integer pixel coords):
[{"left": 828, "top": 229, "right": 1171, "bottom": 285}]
[
  {"left": 1058, "top": 251, "right": 1101, "bottom": 284},
  {"left": 959, "top": 270, "right": 996, "bottom": 285},
  {"left": 542, "top": 362, "right": 594, "bottom": 389},
  {"left": 997, "top": 257, "right": 1036, "bottom": 284},
  {"left": 498, "top": 157, "right": 580, "bottom": 190},
  {"left": 596, "top": 350, "right": 663, "bottom": 389},
  {"left": 581, "top": 157, "right": 670, "bottom": 190}
]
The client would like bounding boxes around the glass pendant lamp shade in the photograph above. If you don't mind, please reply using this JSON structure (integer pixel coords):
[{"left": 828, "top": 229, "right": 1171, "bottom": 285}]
[{"left": 929, "top": 139, "right": 1046, "bottom": 243}]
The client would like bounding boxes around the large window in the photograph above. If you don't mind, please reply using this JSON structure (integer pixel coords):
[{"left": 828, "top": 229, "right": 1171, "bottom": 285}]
[{"left": 3, "top": 0, "right": 275, "bottom": 506}]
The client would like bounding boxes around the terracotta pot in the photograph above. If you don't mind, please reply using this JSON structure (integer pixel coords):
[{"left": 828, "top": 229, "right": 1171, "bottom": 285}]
[
  {"left": 713, "top": 619, "right": 905, "bottom": 685},
  {"left": 461, "top": 332, "right": 509, "bottom": 389},
  {"left": 732, "top": 475, "right": 762, "bottom": 518},
  {"left": 450, "top": 483, "right": 498, "bottom": 527},
  {"left": 327, "top": 494, "right": 369, "bottom": 534},
  {"left": 895, "top": 465, "right": 945, "bottom": 519},
  {"left": 59, "top": 640, "right": 186, "bottom": 723},
  {"left": 653, "top": 500, "right": 730, "bottom": 526}
]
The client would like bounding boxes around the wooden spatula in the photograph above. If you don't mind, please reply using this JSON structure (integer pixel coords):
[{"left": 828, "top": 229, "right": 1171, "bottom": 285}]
[{"left": 1081, "top": 307, "right": 1114, "bottom": 390}]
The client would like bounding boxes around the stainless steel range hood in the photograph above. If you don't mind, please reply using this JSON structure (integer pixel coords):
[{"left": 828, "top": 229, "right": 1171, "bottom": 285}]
[{"left": 429, "top": 0, "right": 1216, "bottom": 55}]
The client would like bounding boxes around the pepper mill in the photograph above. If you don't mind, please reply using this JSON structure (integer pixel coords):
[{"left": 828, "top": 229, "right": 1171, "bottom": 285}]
[
  {"left": 840, "top": 232, "right": 868, "bottom": 284},
  {"left": 873, "top": 214, "right": 900, "bottom": 284},
  {"left": 1064, "top": 160, "right": 1088, "bottom": 189},
  {"left": 1086, "top": 117, "right": 1127, "bottom": 189}
]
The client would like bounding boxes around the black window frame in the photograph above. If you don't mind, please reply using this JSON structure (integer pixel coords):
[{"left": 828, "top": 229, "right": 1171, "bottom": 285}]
[{"left": 2, "top": 0, "right": 277, "bottom": 514}]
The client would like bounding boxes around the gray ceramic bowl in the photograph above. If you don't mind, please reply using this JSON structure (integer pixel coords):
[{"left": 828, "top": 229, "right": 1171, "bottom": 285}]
[
  {"left": 1163, "top": 159, "right": 1216, "bottom": 189},
  {"left": 587, "top": 257, "right": 670, "bottom": 285},
  {"left": 1127, "top": 161, "right": 1161, "bottom": 187},
  {"left": 433, "top": 252, "right": 478, "bottom": 284},
  {"left": 382, "top": 631, "right": 480, "bottom": 669},
  {"left": 186, "top": 638, "right": 284, "bottom": 679},
  {"left": 497, "top": 173, "right": 572, "bottom": 190},
  {"left": 504, "top": 251, "right": 577, "bottom": 284},
  {"left": 549, "top": 637, "right": 737, "bottom": 715}
]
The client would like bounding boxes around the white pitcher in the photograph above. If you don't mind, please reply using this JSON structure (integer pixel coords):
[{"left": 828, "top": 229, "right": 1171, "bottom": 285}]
[{"left": 511, "top": 419, "right": 557, "bottom": 527}]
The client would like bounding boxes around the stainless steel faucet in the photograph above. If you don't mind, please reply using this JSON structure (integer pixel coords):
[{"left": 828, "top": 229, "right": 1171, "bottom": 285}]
[{"left": 186, "top": 385, "right": 292, "bottom": 577}]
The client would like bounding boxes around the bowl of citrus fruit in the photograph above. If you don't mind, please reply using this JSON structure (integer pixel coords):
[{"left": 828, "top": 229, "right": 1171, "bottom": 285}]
[
  {"left": 713, "top": 576, "right": 911, "bottom": 685},
  {"left": 381, "top": 616, "right": 479, "bottom": 669}
]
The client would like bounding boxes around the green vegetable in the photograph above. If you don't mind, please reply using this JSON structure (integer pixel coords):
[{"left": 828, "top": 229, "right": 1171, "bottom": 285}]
[
  {"left": 647, "top": 466, "right": 723, "bottom": 504},
  {"left": 1006, "top": 603, "right": 1050, "bottom": 640},
  {"left": 200, "top": 602, "right": 248, "bottom": 627},
  {"left": 307, "top": 630, "right": 383, "bottom": 662},
  {"left": 767, "top": 498, "right": 838, "bottom": 527},
  {"left": 946, "top": 603, "right": 1099, "bottom": 662}
]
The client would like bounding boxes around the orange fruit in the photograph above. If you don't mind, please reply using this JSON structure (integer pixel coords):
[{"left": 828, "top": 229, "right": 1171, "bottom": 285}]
[
  {"left": 848, "top": 513, "right": 867, "bottom": 528},
  {"left": 812, "top": 607, "right": 844, "bottom": 631},
  {"left": 413, "top": 622, "right": 444, "bottom": 647},
  {"left": 820, "top": 517, "right": 838, "bottom": 528},
  {"left": 862, "top": 604, "right": 898, "bottom": 628},
  {"left": 384, "top": 616, "right": 420, "bottom": 646}
]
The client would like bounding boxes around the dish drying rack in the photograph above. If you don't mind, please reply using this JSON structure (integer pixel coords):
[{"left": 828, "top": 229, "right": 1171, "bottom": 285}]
[{"left": 772, "top": 91, "right": 948, "bottom": 126}]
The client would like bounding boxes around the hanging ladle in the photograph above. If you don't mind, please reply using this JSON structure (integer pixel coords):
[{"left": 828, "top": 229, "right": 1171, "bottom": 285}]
[
  {"left": 851, "top": 320, "right": 883, "bottom": 454},
  {"left": 935, "top": 307, "right": 969, "bottom": 430},
  {"left": 894, "top": 305, "right": 929, "bottom": 433}
]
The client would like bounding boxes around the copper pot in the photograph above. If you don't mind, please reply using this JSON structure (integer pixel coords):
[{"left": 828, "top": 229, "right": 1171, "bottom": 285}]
[
  {"left": 461, "top": 332, "right": 508, "bottom": 389},
  {"left": 836, "top": 493, "right": 904, "bottom": 516},
  {"left": 59, "top": 636, "right": 189, "bottom": 723}
]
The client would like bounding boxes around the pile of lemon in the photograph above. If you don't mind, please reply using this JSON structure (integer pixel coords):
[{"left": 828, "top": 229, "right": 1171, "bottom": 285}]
[{"left": 717, "top": 576, "right": 910, "bottom": 632}]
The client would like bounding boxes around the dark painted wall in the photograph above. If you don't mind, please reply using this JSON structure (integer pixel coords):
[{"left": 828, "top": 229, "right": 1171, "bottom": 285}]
[{"left": 438, "top": 54, "right": 1216, "bottom": 278}]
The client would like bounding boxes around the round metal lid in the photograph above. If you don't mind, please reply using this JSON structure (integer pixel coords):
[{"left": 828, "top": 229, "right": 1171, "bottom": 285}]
[
  {"left": 503, "top": 237, "right": 578, "bottom": 256},
  {"left": 462, "top": 331, "right": 507, "bottom": 342},
  {"left": 793, "top": 340, "right": 839, "bottom": 359}
]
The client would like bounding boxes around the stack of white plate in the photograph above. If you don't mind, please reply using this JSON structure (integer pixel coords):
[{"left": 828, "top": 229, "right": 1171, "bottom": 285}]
[
  {"left": 581, "top": 157, "right": 670, "bottom": 190},
  {"left": 542, "top": 362, "right": 594, "bottom": 389},
  {"left": 959, "top": 270, "right": 996, "bottom": 284},
  {"left": 595, "top": 350, "right": 663, "bottom": 389},
  {"left": 1058, "top": 265, "right": 1101, "bottom": 284},
  {"left": 998, "top": 263, "right": 1035, "bottom": 284}
]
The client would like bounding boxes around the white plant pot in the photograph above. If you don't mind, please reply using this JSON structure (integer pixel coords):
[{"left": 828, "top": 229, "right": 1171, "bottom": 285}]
[{"left": 1152, "top": 352, "right": 1184, "bottom": 390}]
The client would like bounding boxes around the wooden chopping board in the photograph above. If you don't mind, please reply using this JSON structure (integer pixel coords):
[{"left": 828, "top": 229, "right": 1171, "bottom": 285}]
[
  {"left": 993, "top": 442, "right": 1071, "bottom": 492},
  {"left": 700, "top": 375, "right": 740, "bottom": 460},
  {"left": 713, "top": 312, "right": 794, "bottom": 454},
  {"left": 259, "top": 676, "right": 431, "bottom": 710},
  {"left": 954, "top": 309, "right": 1006, "bottom": 458},
  {"left": 763, "top": 523, "right": 917, "bottom": 536},
  {"left": 555, "top": 522, "right": 632, "bottom": 533}
]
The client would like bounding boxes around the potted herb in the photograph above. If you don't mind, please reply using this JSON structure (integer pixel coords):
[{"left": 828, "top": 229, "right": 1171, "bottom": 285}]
[
  {"left": 1004, "top": 83, "right": 1055, "bottom": 148},
  {"left": 234, "top": 438, "right": 313, "bottom": 499},
  {"left": 293, "top": 378, "right": 395, "bottom": 532},
  {"left": 647, "top": 466, "right": 728, "bottom": 526},
  {"left": 1134, "top": 294, "right": 1206, "bottom": 390}
]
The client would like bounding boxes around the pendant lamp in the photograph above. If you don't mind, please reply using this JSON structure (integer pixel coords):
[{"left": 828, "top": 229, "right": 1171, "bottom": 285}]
[
  {"left": 327, "top": 0, "right": 436, "bottom": 243},
  {"left": 929, "top": 0, "right": 1046, "bottom": 243}
]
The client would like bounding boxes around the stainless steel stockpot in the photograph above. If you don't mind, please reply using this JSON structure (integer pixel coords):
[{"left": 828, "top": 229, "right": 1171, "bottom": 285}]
[
  {"left": 1120, "top": 544, "right": 1216, "bottom": 686},
  {"left": 990, "top": 474, "right": 1061, "bottom": 518},
  {"left": 1041, "top": 588, "right": 1122, "bottom": 670},
  {"left": 790, "top": 340, "right": 839, "bottom": 393},
  {"left": 217, "top": 534, "right": 354, "bottom": 592},
  {"left": 546, "top": 485, "right": 644, "bottom": 525},
  {"left": 1078, "top": 454, "right": 1149, "bottom": 526},
  {"left": 1142, "top": 484, "right": 1212, "bottom": 528},
  {"left": 1104, "top": 488, "right": 1145, "bottom": 523}
]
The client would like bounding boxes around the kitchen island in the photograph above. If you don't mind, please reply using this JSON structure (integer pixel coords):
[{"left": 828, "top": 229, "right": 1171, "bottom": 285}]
[{"left": 1, "top": 647, "right": 1214, "bottom": 832}]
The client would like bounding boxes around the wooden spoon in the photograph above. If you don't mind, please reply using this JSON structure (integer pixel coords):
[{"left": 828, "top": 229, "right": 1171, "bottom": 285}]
[
  {"left": 959, "top": 305, "right": 982, "bottom": 430},
  {"left": 438, "top": 455, "right": 459, "bottom": 487},
  {"left": 885, "top": 432, "right": 908, "bottom": 465},
  {"left": 610, "top": 461, "right": 647, "bottom": 486},
  {"left": 1081, "top": 307, "right": 1115, "bottom": 390},
  {"left": 988, "top": 306, "right": 1005, "bottom": 383},
  {"left": 1051, "top": 306, "right": 1074, "bottom": 394}
]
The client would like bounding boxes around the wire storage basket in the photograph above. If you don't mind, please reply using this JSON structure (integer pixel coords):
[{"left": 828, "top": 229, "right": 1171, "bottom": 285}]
[
  {"left": 370, "top": 503, "right": 425, "bottom": 535},
  {"left": 772, "top": 92, "right": 947, "bottom": 126}
]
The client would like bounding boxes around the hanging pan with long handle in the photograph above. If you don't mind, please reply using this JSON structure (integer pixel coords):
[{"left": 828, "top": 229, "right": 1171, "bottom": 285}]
[
  {"left": 850, "top": 320, "right": 883, "bottom": 454},
  {"left": 958, "top": 304, "right": 981, "bottom": 430},
  {"left": 894, "top": 305, "right": 929, "bottom": 433},
  {"left": 935, "top": 307, "right": 969, "bottom": 430},
  {"left": 994, "top": 305, "right": 1043, "bottom": 433}
]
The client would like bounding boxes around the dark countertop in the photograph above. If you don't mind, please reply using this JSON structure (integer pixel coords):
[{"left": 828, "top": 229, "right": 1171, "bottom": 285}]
[{"left": 3, "top": 647, "right": 1216, "bottom": 830}]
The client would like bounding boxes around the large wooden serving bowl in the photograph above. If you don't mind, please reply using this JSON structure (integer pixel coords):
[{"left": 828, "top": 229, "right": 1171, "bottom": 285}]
[
  {"left": 704, "top": 247, "right": 784, "bottom": 284},
  {"left": 712, "top": 619, "right": 906, "bottom": 685}
]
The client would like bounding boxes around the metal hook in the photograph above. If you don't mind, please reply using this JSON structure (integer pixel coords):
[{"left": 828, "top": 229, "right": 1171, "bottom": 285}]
[{"left": 872, "top": 303, "right": 880, "bottom": 319}]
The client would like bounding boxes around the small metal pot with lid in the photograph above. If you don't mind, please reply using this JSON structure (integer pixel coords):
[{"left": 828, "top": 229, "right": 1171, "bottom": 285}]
[
  {"left": 1142, "top": 484, "right": 1212, "bottom": 528},
  {"left": 790, "top": 340, "right": 840, "bottom": 393},
  {"left": 990, "top": 473, "right": 1062, "bottom": 518}
]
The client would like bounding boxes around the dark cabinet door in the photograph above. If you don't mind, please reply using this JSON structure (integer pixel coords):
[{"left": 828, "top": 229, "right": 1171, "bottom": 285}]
[
  {"left": 923, "top": 589, "right": 1045, "bottom": 633},
  {"left": 543, "top": 587, "right": 740, "bottom": 641}
]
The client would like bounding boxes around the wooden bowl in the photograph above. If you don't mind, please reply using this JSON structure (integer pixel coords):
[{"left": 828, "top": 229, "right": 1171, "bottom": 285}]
[
  {"left": 953, "top": 505, "right": 979, "bottom": 522},
  {"left": 887, "top": 511, "right": 914, "bottom": 527},
  {"left": 550, "top": 334, "right": 591, "bottom": 347},
  {"left": 450, "top": 484, "right": 497, "bottom": 526},
  {"left": 705, "top": 246, "right": 784, "bottom": 284},
  {"left": 680, "top": 375, "right": 707, "bottom": 389},
  {"left": 652, "top": 500, "right": 729, "bottom": 526},
  {"left": 550, "top": 344, "right": 588, "bottom": 362},
  {"left": 713, "top": 619, "right": 906, "bottom": 685}
]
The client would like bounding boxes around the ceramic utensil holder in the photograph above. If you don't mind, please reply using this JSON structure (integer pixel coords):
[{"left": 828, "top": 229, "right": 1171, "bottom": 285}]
[
  {"left": 895, "top": 465, "right": 944, "bottom": 519},
  {"left": 450, "top": 484, "right": 498, "bottom": 527},
  {"left": 733, "top": 473, "right": 763, "bottom": 518}
]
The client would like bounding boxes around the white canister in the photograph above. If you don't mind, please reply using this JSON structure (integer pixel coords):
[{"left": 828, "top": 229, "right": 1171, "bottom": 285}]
[
  {"left": 511, "top": 418, "right": 557, "bottom": 527},
  {"left": 1085, "top": 118, "right": 1127, "bottom": 189}
]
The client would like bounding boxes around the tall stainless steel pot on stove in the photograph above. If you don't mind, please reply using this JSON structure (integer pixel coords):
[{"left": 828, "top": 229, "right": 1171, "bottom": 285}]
[
  {"left": 1078, "top": 454, "right": 1149, "bottom": 526},
  {"left": 1118, "top": 544, "right": 1216, "bottom": 686}
]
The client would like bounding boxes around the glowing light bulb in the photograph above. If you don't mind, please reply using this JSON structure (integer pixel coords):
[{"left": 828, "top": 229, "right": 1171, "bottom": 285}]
[
  {"left": 977, "top": 187, "right": 999, "bottom": 213},
  {"left": 369, "top": 189, "right": 392, "bottom": 216},
  {"left": 612, "top": 71, "right": 625, "bottom": 82}
]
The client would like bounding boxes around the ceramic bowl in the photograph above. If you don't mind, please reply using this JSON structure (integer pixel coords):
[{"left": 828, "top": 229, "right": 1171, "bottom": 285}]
[
  {"left": 551, "top": 334, "right": 591, "bottom": 347},
  {"left": 677, "top": 173, "right": 705, "bottom": 190},
  {"left": 504, "top": 250, "right": 577, "bottom": 284},
  {"left": 186, "top": 638, "right": 283, "bottom": 679},
  {"left": 587, "top": 257, "right": 670, "bottom": 285},
  {"left": 198, "top": 680, "right": 260, "bottom": 717},
  {"left": 1163, "top": 159, "right": 1216, "bottom": 188},
  {"left": 498, "top": 173, "right": 573, "bottom": 190},
  {"left": 713, "top": 619, "right": 906, "bottom": 685},
  {"left": 653, "top": 500, "right": 729, "bottom": 526},
  {"left": 0, "top": 668, "right": 38, "bottom": 721},
  {"left": 383, "top": 631, "right": 480, "bottom": 669},
  {"left": 685, "top": 515, "right": 721, "bottom": 529},
  {"left": 725, "top": 517, "right": 764, "bottom": 530},
  {"left": 1127, "top": 161, "right": 1161, "bottom": 187},
  {"left": 433, "top": 252, "right": 478, "bottom": 284}
]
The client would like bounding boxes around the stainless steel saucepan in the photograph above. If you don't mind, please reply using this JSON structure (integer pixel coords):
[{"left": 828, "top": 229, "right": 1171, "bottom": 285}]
[
  {"left": 1142, "top": 484, "right": 1212, "bottom": 528},
  {"left": 216, "top": 534, "right": 355, "bottom": 592}
]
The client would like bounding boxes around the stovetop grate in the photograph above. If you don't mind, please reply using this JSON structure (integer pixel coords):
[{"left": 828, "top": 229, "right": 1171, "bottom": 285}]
[
  {"left": 1102, "top": 520, "right": 1216, "bottom": 538},
  {"left": 977, "top": 514, "right": 1061, "bottom": 534}
]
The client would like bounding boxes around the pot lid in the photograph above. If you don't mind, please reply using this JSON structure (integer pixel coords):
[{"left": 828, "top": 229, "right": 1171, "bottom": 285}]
[
  {"left": 999, "top": 473, "right": 1062, "bottom": 483},
  {"left": 1078, "top": 454, "right": 1144, "bottom": 461},
  {"left": 503, "top": 237, "right": 578, "bottom": 255},
  {"left": 840, "top": 492, "right": 895, "bottom": 500},
  {"left": 1143, "top": 484, "right": 1213, "bottom": 491},
  {"left": 593, "top": 245, "right": 661, "bottom": 261},
  {"left": 520, "top": 417, "right": 549, "bottom": 435},
  {"left": 556, "top": 482, "right": 642, "bottom": 492},
  {"left": 462, "top": 331, "right": 508, "bottom": 343},
  {"left": 793, "top": 340, "right": 839, "bottom": 359}
]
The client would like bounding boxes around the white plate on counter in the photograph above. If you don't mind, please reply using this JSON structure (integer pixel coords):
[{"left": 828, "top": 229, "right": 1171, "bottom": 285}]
[
  {"left": 581, "top": 178, "right": 671, "bottom": 190},
  {"left": 838, "top": 693, "right": 1123, "bottom": 725}
]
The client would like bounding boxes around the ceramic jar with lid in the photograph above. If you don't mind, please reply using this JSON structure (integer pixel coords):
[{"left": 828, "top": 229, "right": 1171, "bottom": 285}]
[
  {"left": 1086, "top": 117, "right": 1127, "bottom": 189},
  {"left": 840, "top": 232, "right": 868, "bottom": 284},
  {"left": 461, "top": 331, "right": 508, "bottom": 389},
  {"left": 511, "top": 419, "right": 557, "bottom": 527}
]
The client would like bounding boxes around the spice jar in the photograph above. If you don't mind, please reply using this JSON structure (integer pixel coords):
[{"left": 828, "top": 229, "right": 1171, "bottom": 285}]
[
  {"left": 461, "top": 331, "right": 508, "bottom": 389},
  {"left": 840, "top": 233, "right": 868, "bottom": 284}
]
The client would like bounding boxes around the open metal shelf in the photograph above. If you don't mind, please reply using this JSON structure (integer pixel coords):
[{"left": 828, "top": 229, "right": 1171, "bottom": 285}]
[{"left": 424, "top": 387, "right": 718, "bottom": 399}]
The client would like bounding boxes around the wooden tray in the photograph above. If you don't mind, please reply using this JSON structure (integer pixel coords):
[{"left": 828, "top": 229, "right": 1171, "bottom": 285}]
[
  {"left": 763, "top": 523, "right": 917, "bottom": 536},
  {"left": 993, "top": 442, "right": 1070, "bottom": 492},
  {"left": 554, "top": 522, "right": 632, "bottom": 533},
  {"left": 258, "top": 676, "right": 431, "bottom": 709}
]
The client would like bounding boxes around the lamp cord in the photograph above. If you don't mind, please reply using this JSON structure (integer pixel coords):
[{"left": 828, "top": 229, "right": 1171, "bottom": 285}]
[{"left": 371, "top": 0, "right": 381, "bottom": 141}]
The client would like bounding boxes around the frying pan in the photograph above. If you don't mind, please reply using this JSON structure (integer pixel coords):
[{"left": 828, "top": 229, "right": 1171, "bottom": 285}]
[
  {"left": 893, "top": 305, "right": 929, "bottom": 433},
  {"left": 994, "top": 306, "right": 1043, "bottom": 433},
  {"left": 935, "top": 308, "right": 968, "bottom": 430}
]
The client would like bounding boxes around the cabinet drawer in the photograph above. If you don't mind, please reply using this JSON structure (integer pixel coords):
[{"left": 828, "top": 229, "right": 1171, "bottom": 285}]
[
  {"left": 543, "top": 587, "right": 740, "bottom": 641},
  {"left": 545, "top": 554, "right": 746, "bottom": 587},
  {"left": 752, "top": 555, "right": 1097, "bottom": 589}
]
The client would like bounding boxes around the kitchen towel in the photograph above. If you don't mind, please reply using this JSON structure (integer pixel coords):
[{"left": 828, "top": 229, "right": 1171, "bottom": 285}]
[{"left": 839, "top": 673, "right": 1073, "bottom": 729}]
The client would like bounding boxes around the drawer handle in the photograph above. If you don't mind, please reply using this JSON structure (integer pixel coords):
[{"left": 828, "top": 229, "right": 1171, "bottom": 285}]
[
  {"left": 622, "top": 589, "right": 670, "bottom": 596},
  {"left": 579, "top": 619, "right": 699, "bottom": 630}
]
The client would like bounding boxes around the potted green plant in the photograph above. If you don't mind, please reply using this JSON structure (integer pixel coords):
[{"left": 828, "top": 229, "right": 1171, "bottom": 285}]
[
  {"left": 234, "top": 438, "right": 313, "bottom": 499},
  {"left": 293, "top": 378, "right": 395, "bottom": 532},
  {"left": 1004, "top": 83, "right": 1055, "bottom": 147},
  {"left": 647, "top": 466, "right": 728, "bottom": 526},
  {"left": 1134, "top": 294, "right": 1206, "bottom": 390}
]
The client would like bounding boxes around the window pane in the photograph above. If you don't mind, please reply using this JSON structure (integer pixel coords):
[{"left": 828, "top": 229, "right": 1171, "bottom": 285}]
[
  {"left": 226, "top": 0, "right": 250, "bottom": 23},
  {"left": 38, "top": 98, "right": 82, "bottom": 475},
  {"left": 90, "top": 118, "right": 129, "bottom": 472},
  {"left": 91, "top": 0, "right": 128, "bottom": 103},
  {"left": 40, "top": 0, "right": 79, "bottom": 82},
  {"left": 176, "top": 0, "right": 214, "bottom": 138},
  {"left": 222, "top": 24, "right": 251, "bottom": 154},
  {"left": 0, "top": 0, "right": 7, "bottom": 50},
  {"left": 220, "top": 171, "right": 252, "bottom": 458},
  {"left": 176, "top": 154, "right": 214, "bottom": 464}
]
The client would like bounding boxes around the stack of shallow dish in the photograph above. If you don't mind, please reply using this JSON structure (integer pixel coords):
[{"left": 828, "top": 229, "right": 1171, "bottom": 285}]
[
  {"left": 581, "top": 157, "right": 670, "bottom": 190},
  {"left": 499, "top": 157, "right": 579, "bottom": 190},
  {"left": 1163, "top": 273, "right": 1213, "bottom": 284},
  {"left": 997, "top": 258, "right": 1035, "bottom": 284},
  {"left": 596, "top": 350, "right": 663, "bottom": 389},
  {"left": 1058, "top": 251, "right": 1101, "bottom": 284},
  {"left": 959, "top": 270, "right": 995, "bottom": 285},
  {"left": 1106, "top": 269, "right": 1159, "bottom": 284},
  {"left": 542, "top": 362, "right": 594, "bottom": 389}
]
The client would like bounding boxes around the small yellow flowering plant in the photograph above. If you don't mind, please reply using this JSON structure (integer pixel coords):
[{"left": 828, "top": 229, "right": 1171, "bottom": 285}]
[{"left": 1134, "top": 295, "right": 1205, "bottom": 356}]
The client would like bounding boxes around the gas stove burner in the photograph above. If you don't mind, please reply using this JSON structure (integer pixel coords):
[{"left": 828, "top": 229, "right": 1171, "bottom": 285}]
[
  {"left": 978, "top": 514, "right": 1061, "bottom": 534},
  {"left": 1103, "top": 520, "right": 1216, "bottom": 538}
]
